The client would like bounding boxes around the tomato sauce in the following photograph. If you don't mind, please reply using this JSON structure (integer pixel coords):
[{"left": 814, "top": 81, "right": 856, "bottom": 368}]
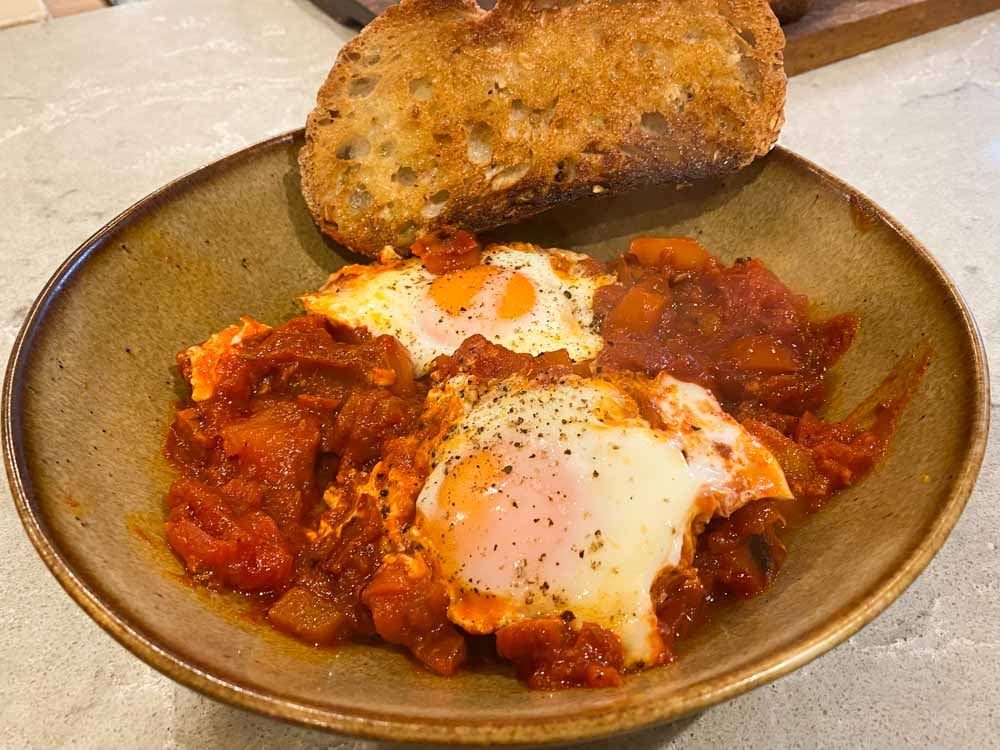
[
  {"left": 165, "top": 315, "right": 427, "bottom": 643},
  {"left": 594, "top": 237, "right": 859, "bottom": 414},
  {"left": 162, "top": 233, "right": 927, "bottom": 689}
]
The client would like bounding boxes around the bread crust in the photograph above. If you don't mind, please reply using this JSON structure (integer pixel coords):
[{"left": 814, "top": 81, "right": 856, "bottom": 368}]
[{"left": 300, "top": 0, "right": 786, "bottom": 256}]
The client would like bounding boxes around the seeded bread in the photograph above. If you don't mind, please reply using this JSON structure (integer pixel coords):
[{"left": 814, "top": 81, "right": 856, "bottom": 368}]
[{"left": 300, "top": 0, "right": 786, "bottom": 257}]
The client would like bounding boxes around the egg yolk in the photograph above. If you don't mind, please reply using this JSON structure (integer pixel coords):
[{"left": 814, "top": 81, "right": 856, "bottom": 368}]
[
  {"left": 428, "top": 266, "right": 536, "bottom": 320},
  {"left": 498, "top": 272, "right": 536, "bottom": 319},
  {"left": 429, "top": 266, "right": 495, "bottom": 315},
  {"left": 425, "top": 443, "right": 588, "bottom": 618},
  {"left": 437, "top": 449, "right": 504, "bottom": 524}
]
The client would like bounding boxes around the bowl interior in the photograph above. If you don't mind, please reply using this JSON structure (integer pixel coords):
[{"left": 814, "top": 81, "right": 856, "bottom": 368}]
[{"left": 5, "top": 133, "right": 987, "bottom": 745}]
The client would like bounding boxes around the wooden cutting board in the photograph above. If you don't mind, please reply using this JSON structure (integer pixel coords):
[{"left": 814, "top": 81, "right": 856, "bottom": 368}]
[
  {"left": 313, "top": 0, "right": 1000, "bottom": 76},
  {"left": 783, "top": 0, "right": 1000, "bottom": 75}
]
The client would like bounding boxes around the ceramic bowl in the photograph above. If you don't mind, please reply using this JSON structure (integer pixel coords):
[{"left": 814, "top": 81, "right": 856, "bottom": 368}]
[{"left": 3, "top": 131, "right": 988, "bottom": 745}]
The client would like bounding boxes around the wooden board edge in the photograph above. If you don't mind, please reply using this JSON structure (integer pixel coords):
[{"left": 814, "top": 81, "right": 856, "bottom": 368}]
[{"left": 785, "top": 0, "right": 1000, "bottom": 76}]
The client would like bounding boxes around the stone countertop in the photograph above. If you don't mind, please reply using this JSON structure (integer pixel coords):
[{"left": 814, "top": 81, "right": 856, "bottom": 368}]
[{"left": 1, "top": 1, "right": 997, "bottom": 747}]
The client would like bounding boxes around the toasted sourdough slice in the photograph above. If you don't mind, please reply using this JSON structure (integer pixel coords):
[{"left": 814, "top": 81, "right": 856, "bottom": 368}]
[{"left": 300, "top": 0, "right": 786, "bottom": 257}]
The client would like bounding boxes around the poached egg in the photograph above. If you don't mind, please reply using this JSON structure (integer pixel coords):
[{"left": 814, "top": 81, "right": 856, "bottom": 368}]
[
  {"left": 301, "top": 243, "right": 615, "bottom": 375},
  {"left": 409, "top": 371, "right": 791, "bottom": 667}
]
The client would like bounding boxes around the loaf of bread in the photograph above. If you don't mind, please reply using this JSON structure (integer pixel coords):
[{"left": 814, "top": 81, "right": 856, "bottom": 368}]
[{"left": 300, "top": 0, "right": 786, "bottom": 257}]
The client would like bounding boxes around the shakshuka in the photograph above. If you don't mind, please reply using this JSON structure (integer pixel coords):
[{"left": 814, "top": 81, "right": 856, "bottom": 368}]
[{"left": 163, "top": 231, "right": 927, "bottom": 688}]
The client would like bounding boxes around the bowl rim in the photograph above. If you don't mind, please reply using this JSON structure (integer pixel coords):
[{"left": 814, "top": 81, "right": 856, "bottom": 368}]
[{"left": 3, "top": 130, "right": 990, "bottom": 746}]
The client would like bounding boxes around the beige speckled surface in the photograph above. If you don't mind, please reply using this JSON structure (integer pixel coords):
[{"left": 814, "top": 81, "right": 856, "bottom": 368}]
[{"left": 0, "top": 1, "right": 997, "bottom": 747}]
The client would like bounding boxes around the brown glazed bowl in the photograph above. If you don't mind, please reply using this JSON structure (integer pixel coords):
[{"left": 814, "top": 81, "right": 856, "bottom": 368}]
[{"left": 3, "top": 131, "right": 988, "bottom": 745}]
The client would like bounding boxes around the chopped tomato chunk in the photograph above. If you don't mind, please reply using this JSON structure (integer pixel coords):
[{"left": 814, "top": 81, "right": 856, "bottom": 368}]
[
  {"left": 411, "top": 228, "right": 482, "bottom": 274},
  {"left": 165, "top": 479, "right": 293, "bottom": 592},
  {"left": 429, "top": 335, "right": 583, "bottom": 382},
  {"left": 652, "top": 570, "right": 709, "bottom": 657},
  {"left": 725, "top": 335, "right": 799, "bottom": 373},
  {"left": 695, "top": 501, "right": 788, "bottom": 599},
  {"left": 363, "top": 555, "right": 467, "bottom": 675},
  {"left": 496, "top": 619, "right": 624, "bottom": 689},
  {"left": 220, "top": 403, "right": 321, "bottom": 488},
  {"left": 605, "top": 286, "right": 668, "bottom": 335},
  {"left": 268, "top": 586, "right": 355, "bottom": 645},
  {"left": 629, "top": 236, "right": 712, "bottom": 271}
]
